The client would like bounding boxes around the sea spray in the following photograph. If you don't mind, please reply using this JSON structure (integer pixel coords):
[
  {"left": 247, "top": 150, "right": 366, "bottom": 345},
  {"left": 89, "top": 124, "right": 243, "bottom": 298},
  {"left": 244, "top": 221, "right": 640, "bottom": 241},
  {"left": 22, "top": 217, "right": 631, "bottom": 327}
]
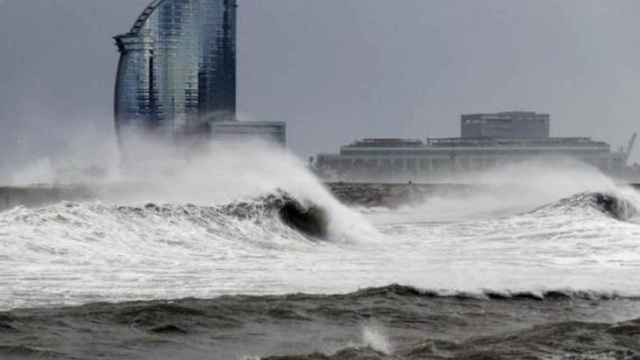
[
  {"left": 0, "top": 140, "right": 381, "bottom": 310},
  {"left": 1, "top": 148, "right": 640, "bottom": 310},
  {"left": 361, "top": 322, "right": 393, "bottom": 355},
  {"left": 366, "top": 158, "right": 640, "bottom": 223}
]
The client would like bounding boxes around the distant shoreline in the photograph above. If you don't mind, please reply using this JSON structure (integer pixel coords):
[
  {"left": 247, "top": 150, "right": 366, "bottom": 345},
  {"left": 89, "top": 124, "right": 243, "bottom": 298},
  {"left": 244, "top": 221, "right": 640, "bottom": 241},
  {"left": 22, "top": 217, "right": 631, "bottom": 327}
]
[{"left": 1, "top": 182, "right": 639, "bottom": 211}]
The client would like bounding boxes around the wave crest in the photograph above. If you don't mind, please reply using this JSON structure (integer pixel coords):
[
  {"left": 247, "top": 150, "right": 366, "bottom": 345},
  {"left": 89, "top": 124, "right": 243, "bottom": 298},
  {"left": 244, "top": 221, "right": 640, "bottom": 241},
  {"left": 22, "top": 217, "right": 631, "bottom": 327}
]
[
  {"left": 350, "top": 284, "right": 633, "bottom": 301},
  {"left": 532, "top": 192, "right": 638, "bottom": 221}
]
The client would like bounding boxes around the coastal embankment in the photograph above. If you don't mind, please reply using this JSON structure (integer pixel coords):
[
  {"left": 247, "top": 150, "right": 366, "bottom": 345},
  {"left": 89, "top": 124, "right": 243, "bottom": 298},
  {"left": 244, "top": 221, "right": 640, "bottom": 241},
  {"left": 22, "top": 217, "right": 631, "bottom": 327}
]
[
  {"left": 1, "top": 183, "right": 639, "bottom": 211},
  {"left": 327, "top": 182, "right": 479, "bottom": 208},
  {"left": 328, "top": 182, "right": 640, "bottom": 208}
]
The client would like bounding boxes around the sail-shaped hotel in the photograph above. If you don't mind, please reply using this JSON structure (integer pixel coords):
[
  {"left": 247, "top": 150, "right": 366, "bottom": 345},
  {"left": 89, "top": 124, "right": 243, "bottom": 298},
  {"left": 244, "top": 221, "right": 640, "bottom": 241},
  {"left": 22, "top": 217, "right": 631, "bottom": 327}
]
[{"left": 114, "top": 0, "right": 238, "bottom": 139}]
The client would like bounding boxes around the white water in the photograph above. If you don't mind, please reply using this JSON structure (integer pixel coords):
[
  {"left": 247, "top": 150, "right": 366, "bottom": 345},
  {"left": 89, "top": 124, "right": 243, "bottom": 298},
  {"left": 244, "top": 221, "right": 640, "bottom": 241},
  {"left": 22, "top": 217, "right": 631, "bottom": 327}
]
[{"left": 1, "top": 147, "right": 640, "bottom": 310}]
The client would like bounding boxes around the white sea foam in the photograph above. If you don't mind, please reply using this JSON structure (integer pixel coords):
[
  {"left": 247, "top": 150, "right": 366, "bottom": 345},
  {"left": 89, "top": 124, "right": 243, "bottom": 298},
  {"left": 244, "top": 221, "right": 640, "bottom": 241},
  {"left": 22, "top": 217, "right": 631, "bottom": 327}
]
[
  {"left": 1, "top": 147, "right": 640, "bottom": 310},
  {"left": 361, "top": 322, "right": 393, "bottom": 355}
]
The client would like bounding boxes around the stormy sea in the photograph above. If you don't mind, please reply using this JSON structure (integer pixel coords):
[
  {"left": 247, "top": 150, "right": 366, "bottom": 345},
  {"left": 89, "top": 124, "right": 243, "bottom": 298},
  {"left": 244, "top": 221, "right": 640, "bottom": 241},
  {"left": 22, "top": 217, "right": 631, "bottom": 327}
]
[{"left": 1, "top": 147, "right": 640, "bottom": 359}]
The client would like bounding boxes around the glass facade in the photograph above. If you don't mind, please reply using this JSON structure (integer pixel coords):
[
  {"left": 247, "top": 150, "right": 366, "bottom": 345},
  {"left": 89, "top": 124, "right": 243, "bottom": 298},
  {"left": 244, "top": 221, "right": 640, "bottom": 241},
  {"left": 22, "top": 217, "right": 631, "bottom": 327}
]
[{"left": 114, "top": 0, "right": 237, "bottom": 138}]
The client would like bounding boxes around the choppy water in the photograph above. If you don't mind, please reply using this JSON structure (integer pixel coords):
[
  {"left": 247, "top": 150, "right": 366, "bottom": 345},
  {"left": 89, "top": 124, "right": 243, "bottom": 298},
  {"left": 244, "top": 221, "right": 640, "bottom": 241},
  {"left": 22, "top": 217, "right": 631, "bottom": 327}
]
[
  {"left": 2, "top": 285, "right": 640, "bottom": 360},
  {"left": 1, "top": 154, "right": 640, "bottom": 359}
]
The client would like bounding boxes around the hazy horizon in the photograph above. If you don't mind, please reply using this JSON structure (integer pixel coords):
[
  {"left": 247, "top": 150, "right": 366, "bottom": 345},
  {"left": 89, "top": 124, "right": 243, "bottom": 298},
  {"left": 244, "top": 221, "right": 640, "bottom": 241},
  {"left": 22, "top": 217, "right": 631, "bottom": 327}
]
[{"left": 1, "top": 0, "right": 639, "bottom": 178}]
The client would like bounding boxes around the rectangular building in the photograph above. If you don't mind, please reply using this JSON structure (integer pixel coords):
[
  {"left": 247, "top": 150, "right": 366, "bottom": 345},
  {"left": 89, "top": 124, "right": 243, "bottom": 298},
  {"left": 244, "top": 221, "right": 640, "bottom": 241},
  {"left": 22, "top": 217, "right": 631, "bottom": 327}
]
[
  {"left": 210, "top": 121, "right": 287, "bottom": 146},
  {"left": 461, "top": 111, "right": 550, "bottom": 139},
  {"left": 316, "top": 137, "right": 625, "bottom": 181},
  {"left": 315, "top": 112, "right": 633, "bottom": 181}
]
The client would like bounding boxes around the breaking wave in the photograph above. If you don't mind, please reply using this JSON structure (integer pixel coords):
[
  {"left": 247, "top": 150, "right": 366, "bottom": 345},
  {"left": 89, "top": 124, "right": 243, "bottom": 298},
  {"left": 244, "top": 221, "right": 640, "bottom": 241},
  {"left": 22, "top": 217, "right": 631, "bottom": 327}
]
[
  {"left": 350, "top": 284, "right": 638, "bottom": 301},
  {"left": 0, "top": 189, "right": 365, "bottom": 263},
  {"left": 531, "top": 192, "right": 639, "bottom": 221},
  {"left": 2, "top": 148, "right": 640, "bottom": 313},
  {"left": 3, "top": 183, "right": 640, "bottom": 310},
  {"left": 0, "top": 187, "right": 376, "bottom": 310}
]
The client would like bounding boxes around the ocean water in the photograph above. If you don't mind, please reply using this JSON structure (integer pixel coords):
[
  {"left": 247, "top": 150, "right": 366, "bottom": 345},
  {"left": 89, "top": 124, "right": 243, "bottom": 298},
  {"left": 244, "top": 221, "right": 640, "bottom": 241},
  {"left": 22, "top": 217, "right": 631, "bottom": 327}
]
[
  {"left": 2, "top": 168, "right": 640, "bottom": 309},
  {"left": 1, "top": 147, "right": 640, "bottom": 359}
]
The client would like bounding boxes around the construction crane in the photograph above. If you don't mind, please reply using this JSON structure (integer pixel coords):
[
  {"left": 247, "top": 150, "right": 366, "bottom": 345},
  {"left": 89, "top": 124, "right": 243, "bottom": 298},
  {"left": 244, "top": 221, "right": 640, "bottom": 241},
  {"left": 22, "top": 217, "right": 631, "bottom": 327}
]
[{"left": 624, "top": 132, "right": 637, "bottom": 163}]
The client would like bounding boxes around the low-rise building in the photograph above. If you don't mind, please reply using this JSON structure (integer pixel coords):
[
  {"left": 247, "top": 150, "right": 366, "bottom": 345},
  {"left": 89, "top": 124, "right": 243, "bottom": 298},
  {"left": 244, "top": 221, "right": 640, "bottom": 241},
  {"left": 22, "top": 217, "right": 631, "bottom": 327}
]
[
  {"left": 210, "top": 121, "right": 287, "bottom": 146},
  {"left": 315, "top": 112, "right": 632, "bottom": 181},
  {"left": 316, "top": 137, "right": 625, "bottom": 181}
]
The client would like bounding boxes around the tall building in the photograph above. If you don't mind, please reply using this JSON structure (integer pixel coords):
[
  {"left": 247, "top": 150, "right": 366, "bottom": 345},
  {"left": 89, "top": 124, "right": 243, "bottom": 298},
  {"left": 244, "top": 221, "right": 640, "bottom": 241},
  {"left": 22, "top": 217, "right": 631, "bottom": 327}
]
[
  {"left": 461, "top": 111, "right": 550, "bottom": 139},
  {"left": 114, "top": 0, "right": 237, "bottom": 139}
]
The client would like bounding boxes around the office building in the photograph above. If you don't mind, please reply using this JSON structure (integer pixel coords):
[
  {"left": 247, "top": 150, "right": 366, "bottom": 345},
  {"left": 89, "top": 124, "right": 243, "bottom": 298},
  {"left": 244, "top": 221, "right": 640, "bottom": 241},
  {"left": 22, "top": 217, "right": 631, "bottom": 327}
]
[{"left": 114, "top": 0, "right": 237, "bottom": 138}]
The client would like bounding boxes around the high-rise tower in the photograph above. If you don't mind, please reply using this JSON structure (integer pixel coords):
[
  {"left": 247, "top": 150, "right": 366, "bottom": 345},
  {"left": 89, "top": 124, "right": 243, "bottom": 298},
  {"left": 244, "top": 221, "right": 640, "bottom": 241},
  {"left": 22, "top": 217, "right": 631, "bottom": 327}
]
[{"left": 114, "top": 0, "right": 237, "bottom": 140}]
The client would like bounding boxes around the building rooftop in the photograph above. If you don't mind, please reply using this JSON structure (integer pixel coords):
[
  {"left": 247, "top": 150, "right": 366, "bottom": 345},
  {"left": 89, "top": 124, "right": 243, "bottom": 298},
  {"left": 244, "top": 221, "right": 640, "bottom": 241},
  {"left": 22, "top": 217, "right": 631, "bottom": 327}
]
[
  {"left": 343, "top": 137, "right": 611, "bottom": 149},
  {"left": 347, "top": 138, "right": 425, "bottom": 147},
  {"left": 426, "top": 137, "right": 609, "bottom": 148},
  {"left": 462, "top": 111, "right": 549, "bottom": 117}
]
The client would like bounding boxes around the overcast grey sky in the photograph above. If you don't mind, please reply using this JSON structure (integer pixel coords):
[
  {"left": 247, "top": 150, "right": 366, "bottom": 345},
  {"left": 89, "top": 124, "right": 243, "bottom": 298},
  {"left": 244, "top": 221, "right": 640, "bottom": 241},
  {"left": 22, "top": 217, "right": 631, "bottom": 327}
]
[{"left": 1, "top": 0, "right": 639, "bottom": 174}]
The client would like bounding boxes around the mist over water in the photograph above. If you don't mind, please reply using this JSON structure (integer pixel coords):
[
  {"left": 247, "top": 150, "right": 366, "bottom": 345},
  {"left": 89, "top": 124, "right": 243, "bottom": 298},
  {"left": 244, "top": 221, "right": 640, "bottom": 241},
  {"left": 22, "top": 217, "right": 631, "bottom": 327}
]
[{"left": 1, "top": 140, "right": 640, "bottom": 311}]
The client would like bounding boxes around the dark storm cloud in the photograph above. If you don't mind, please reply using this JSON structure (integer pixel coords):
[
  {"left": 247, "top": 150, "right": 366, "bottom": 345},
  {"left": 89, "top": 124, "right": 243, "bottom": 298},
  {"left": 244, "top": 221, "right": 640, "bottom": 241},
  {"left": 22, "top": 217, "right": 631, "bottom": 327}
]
[{"left": 1, "top": 0, "right": 639, "bottom": 176}]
